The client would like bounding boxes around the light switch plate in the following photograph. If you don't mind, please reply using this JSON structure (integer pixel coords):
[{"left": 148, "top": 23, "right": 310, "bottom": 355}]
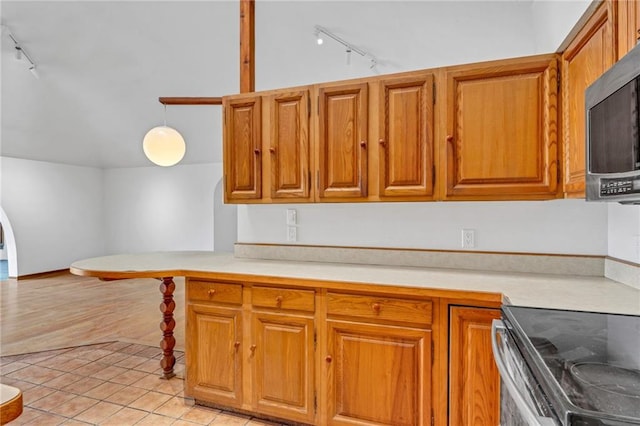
[
  {"left": 287, "top": 226, "right": 297, "bottom": 242},
  {"left": 286, "top": 209, "right": 297, "bottom": 225}
]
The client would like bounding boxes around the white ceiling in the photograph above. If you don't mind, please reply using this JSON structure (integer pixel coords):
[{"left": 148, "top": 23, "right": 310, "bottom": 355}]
[
  {"left": 1, "top": 0, "right": 588, "bottom": 170},
  {"left": 1, "top": 1, "right": 238, "bottom": 168}
]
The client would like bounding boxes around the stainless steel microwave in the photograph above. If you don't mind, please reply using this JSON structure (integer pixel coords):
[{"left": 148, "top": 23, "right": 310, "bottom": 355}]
[{"left": 585, "top": 42, "right": 640, "bottom": 204}]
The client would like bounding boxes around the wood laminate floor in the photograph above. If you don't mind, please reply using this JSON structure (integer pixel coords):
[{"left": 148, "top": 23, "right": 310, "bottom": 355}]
[
  {"left": 0, "top": 272, "right": 186, "bottom": 357},
  {"left": 0, "top": 272, "right": 284, "bottom": 425}
]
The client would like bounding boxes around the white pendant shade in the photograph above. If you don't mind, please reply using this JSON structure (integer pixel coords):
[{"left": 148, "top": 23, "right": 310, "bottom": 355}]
[{"left": 142, "top": 126, "right": 186, "bottom": 167}]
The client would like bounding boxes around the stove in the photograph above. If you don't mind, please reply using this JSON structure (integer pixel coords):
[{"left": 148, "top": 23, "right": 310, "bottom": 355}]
[{"left": 499, "top": 306, "right": 640, "bottom": 425}]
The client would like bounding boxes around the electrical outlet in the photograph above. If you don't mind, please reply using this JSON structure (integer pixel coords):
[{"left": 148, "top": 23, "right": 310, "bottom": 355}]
[
  {"left": 462, "top": 229, "right": 475, "bottom": 249},
  {"left": 287, "top": 226, "right": 297, "bottom": 242},
  {"left": 286, "top": 209, "right": 297, "bottom": 225}
]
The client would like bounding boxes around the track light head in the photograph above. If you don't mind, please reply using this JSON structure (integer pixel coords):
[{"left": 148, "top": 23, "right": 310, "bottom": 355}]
[
  {"left": 29, "top": 65, "right": 39, "bottom": 79},
  {"left": 313, "top": 24, "right": 377, "bottom": 69},
  {"left": 6, "top": 29, "right": 39, "bottom": 79}
]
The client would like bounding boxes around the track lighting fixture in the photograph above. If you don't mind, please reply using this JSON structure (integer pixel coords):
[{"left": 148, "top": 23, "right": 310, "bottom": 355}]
[
  {"left": 313, "top": 25, "right": 377, "bottom": 69},
  {"left": 4, "top": 26, "right": 39, "bottom": 79}
]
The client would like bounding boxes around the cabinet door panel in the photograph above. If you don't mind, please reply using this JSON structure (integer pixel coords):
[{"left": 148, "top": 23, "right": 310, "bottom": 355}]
[
  {"left": 318, "top": 83, "right": 369, "bottom": 200},
  {"left": 563, "top": 3, "right": 615, "bottom": 197},
  {"left": 186, "top": 304, "right": 242, "bottom": 407},
  {"left": 617, "top": 0, "right": 640, "bottom": 59},
  {"left": 270, "top": 91, "right": 311, "bottom": 200},
  {"left": 253, "top": 313, "right": 315, "bottom": 424},
  {"left": 379, "top": 75, "right": 435, "bottom": 198},
  {"left": 327, "top": 320, "right": 431, "bottom": 426},
  {"left": 449, "top": 306, "right": 500, "bottom": 426},
  {"left": 445, "top": 55, "right": 559, "bottom": 199},
  {"left": 224, "top": 96, "right": 262, "bottom": 201}
]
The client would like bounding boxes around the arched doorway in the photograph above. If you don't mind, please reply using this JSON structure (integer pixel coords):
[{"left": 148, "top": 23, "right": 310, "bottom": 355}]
[{"left": 0, "top": 207, "right": 18, "bottom": 279}]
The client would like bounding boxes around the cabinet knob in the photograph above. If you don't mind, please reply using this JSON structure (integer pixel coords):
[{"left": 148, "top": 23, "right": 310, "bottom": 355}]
[
  {"left": 250, "top": 344, "right": 257, "bottom": 353},
  {"left": 269, "top": 147, "right": 276, "bottom": 154},
  {"left": 325, "top": 355, "right": 332, "bottom": 363},
  {"left": 275, "top": 295, "right": 283, "bottom": 307},
  {"left": 379, "top": 139, "right": 387, "bottom": 148},
  {"left": 254, "top": 148, "right": 261, "bottom": 155},
  {"left": 360, "top": 140, "right": 367, "bottom": 148},
  {"left": 372, "top": 303, "right": 381, "bottom": 313},
  {"left": 234, "top": 341, "right": 240, "bottom": 350},
  {"left": 446, "top": 135, "right": 454, "bottom": 143},
  {"left": 208, "top": 289, "right": 216, "bottom": 297}
]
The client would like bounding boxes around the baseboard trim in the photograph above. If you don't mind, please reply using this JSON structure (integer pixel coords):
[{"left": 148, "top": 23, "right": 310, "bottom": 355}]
[{"left": 17, "top": 269, "right": 70, "bottom": 280}]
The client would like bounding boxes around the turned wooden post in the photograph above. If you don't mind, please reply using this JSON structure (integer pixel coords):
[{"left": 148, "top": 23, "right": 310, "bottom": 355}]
[{"left": 159, "top": 277, "right": 176, "bottom": 379}]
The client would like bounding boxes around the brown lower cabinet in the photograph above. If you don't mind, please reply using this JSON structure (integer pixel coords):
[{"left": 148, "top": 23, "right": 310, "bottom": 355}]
[
  {"left": 185, "top": 277, "right": 501, "bottom": 426},
  {"left": 325, "top": 292, "right": 433, "bottom": 426},
  {"left": 449, "top": 306, "right": 501, "bottom": 426}
]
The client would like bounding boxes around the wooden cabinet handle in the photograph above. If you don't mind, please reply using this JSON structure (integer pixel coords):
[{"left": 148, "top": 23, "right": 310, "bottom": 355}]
[
  {"left": 250, "top": 344, "right": 257, "bottom": 353},
  {"left": 379, "top": 139, "right": 387, "bottom": 147},
  {"left": 325, "top": 355, "right": 332, "bottom": 363},
  {"left": 275, "top": 295, "right": 283, "bottom": 307},
  {"left": 208, "top": 289, "right": 216, "bottom": 297},
  {"left": 234, "top": 341, "right": 240, "bottom": 350},
  {"left": 269, "top": 147, "right": 276, "bottom": 154},
  {"left": 254, "top": 148, "right": 261, "bottom": 155},
  {"left": 372, "top": 303, "right": 381, "bottom": 313},
  {"left": 446, "top": 135, "right": 454, "bottom": 143},
  {"left": 360, "top": 141, "right": 367, "bottom": 148}
]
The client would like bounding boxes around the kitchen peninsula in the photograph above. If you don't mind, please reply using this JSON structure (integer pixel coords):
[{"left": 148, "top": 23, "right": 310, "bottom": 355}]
[{"left": 70, "top": 250, "right": 640, "bottom": 426}]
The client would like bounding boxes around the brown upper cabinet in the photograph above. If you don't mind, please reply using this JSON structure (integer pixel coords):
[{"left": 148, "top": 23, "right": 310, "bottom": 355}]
[
  {"left": 268, "top": 90, "right": 312, "bottom": 201},
  {"left": 224, "top": 55, "right": 560, "bottom": 203},
  {"left": 617, "top": 0, "right": 640, "bottom": 59},
  {"left": 223, "top": 94, "right": 262, "bottom": 202},
  {"left": 224, "top": 73, "right": 436, "bottom": 203},
  {"left": 224, "top": 89, "right": 312, "bottom": 204},
  {"left": 317, "top": 82, "right": 369, "bottom": 201},
  {"left": 562, "top": 2, "right": 616, "bottom": 198},
  {"left": 378, "top": 74, "right": 435, "bottom": 199},
  {"left": 441, "top": 54, "right": 560, "bottom": 200},
  {"left": 224, "top": 0, "right": 634, "bottom": 205}
]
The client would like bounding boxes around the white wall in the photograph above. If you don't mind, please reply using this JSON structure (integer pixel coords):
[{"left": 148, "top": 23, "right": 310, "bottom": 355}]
[
  {"left": 234, "top": 0, "right": 612, "bottom": 258},
  {"left": 238, "top": 200, "right": 608, "bottom": 255},
  {"left": 531, "top": 0, "right": 591, "bottom": 52},
  {"left": 255, "top": 1, "right": 537, "bottom": 90},
  {"left": 608, "top": 203, "right": 640, "bottom": 263},
  {"left": 103, "top": 163, "right": 223, "bottom": 254},
  {"left": 0, "top": 157, "right": 105, "bottom": 276}
]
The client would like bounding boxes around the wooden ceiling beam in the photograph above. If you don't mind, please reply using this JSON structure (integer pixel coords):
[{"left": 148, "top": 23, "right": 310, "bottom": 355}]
[
  {"left": 158, "top": 97, "right": 222, "bottom": 105},
  {"left": 240, "top": 0, "right": 255, "bottom": 93}
]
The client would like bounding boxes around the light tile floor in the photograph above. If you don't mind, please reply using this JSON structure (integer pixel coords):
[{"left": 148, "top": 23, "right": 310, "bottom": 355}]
[{"left": 0, "top": 342, "right": 284, "bottom": 425}]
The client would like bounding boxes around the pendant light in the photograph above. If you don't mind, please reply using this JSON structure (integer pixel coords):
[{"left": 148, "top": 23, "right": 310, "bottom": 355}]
[{"left": 143, "top": 105, "right": 186, "bottom": 167}]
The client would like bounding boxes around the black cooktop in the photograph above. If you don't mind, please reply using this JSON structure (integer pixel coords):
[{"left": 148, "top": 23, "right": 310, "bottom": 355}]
[{"left": 502, "top": 306, "right": 640, "bottom": 425}]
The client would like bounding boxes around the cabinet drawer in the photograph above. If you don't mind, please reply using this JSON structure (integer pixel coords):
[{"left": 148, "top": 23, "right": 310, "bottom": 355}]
[
  {"left": 327, "top": 293, "right": 432, "bottom": 325},
  {"left": 188, "top": 280, "right": 243, "bottom": 305},
  {"left": 252, "top": 286, "right": 315, "bottom": 312}
]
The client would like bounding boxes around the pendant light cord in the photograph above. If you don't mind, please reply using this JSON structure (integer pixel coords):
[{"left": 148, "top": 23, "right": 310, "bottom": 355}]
[{"left": 163, "top": 105, "right": 167, "bottom": 127}]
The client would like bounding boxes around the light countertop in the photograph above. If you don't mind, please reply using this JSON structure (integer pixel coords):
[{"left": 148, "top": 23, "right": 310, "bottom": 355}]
[{"left": 70, "top": 251, "right": 640, "bottom": 315}]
